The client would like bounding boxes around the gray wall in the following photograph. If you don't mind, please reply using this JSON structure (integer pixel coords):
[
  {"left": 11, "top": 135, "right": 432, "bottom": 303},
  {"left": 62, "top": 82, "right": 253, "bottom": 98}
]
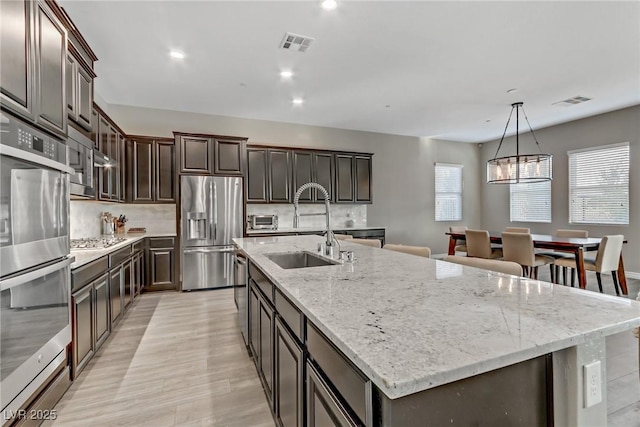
[
  {"left": 480, "top": 105, "right": 640, "bottom": 274},
  {"left": 105, "top": 104, "right": 482, "bottom": 254}
]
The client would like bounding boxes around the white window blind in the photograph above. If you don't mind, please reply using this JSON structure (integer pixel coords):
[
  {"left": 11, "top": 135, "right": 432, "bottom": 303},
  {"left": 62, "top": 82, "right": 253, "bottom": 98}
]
[
  {"left": 510, "top": 181, "right": 551, "bottom": 223},
  {"left": 568, "top": 143, "right": 629, "bottom": 225},
  {"left": 435, "top": 163, "right": 462, "bottom": 221}
]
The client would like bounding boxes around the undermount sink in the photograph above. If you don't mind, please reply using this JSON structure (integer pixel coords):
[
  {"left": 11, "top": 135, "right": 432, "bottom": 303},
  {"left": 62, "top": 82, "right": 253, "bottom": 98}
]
[{"left": 265, "top": 251, "right": 340, "bottom": 269}]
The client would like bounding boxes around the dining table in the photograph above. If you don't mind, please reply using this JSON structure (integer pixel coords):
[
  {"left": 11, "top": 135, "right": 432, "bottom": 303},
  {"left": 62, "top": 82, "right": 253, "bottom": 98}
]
[{"left": 446, "top": 231, "right": 628, "bottom": 295}]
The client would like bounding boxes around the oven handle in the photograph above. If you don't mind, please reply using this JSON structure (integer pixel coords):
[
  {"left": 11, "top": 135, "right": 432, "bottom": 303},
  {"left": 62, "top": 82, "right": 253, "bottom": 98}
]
[
  {"left": 0, "top": 257, "right": 74, "bottom": 291},
  {"left": 0, "top": 144, "right": 75, "bottom": 175}
]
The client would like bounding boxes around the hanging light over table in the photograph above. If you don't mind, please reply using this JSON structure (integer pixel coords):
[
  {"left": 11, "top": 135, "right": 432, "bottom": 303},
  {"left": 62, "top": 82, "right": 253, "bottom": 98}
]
[{"left": 486, "top": 102, "right": 552, "bottom": 184}]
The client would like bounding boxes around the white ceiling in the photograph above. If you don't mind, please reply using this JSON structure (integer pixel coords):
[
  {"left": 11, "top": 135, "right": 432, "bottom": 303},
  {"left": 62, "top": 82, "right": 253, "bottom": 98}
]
[{"left": 59, "top": 0, "right": 640, "bottom": 142}]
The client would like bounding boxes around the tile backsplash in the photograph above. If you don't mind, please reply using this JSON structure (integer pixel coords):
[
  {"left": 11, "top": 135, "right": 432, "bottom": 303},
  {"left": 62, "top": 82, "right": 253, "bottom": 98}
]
[
  {"left": 246, "top": 204, "right": 367, "bottom": 229},
  {"left": 70, "top": 201, "right": 176, "bottom": 238}
]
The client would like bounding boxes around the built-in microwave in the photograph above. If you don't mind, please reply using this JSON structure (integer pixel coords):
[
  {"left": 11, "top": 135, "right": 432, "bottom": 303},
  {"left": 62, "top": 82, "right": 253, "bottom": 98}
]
[
  {"left": 248, "top": 215, "right": 278, "bottom": 230},
  {"left": 67, "top": 126, "right": 112, "bottom": 198}
]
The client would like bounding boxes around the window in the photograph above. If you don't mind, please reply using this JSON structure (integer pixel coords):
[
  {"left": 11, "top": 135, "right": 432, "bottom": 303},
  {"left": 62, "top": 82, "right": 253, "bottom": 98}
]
[
  {"left": 435, "top": 163, "right": 462, "bottom": 221},
  {"left": 568, "top": 142, "right": 629, "bottom": 225},
  {"left": 510, "top": 181, "right": 551, "bottom": 223}
]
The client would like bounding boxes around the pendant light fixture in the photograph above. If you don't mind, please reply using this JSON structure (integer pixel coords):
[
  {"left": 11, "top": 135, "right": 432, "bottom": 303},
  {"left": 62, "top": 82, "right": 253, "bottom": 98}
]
[{"left": 486, "top": 102, "right": 552, "bottom": 184}]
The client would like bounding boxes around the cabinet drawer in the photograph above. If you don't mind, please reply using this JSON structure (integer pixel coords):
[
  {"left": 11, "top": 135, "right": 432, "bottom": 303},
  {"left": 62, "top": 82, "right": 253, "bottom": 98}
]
[
  {"left": 148, "top": 237, "right": 175, "bottom": 249},
  {"left": 275, "top": 288, "right": 303, "bottom": 342},
  {"left": 109, "top": 245, "right": 131, "bottom": 267},
  {"left": 132, "top": 240, "right": 145, "bottom": 253},
  {"left": 249, "top": 262, "right": 273, "bottom": 305},
  {"left": 306, "top": 322, "right": 371, "bottom": 425},
  {"left": 71, "top": 256, "right": 108, "bottom": 292}
]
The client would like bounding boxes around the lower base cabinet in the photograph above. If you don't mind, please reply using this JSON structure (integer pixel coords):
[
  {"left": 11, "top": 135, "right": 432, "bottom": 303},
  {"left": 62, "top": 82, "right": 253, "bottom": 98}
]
[
  {"left": 249, "top": 280, "right": 275, "bottom": 408},
  {"left": 146, "top": 237, "right": 176, "bottom": 291},
  {"left": 275, "top": 317, "right": 304, "bottom": 427},
  {"left": 306, "top": 362, "right": 359, "bottom": 427},
  {"left": 110, "top": 265, "right": 122, "bottom": 327}
]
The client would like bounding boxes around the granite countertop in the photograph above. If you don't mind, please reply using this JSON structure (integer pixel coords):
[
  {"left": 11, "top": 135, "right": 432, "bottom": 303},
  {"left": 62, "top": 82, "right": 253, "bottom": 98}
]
[
  {"left": 70, "top": 232, "right": 177, "bottom": 269},
  {"left": 245, "top": 225, "right": 386, "bottom": 235},
  {"left": 233, "top": 235, "right": 640, "bottom": 400}
]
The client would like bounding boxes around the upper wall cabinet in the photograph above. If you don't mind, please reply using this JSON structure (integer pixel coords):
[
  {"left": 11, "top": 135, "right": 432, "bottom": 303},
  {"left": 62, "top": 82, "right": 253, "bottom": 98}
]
[
  {"left": 292, "top": 150, "right": 334, "bottom": 203},
  {"left": 246, "top": 147, "right": 292, "bottom": 203},
  {"left": 176, "top": 133, "right": 246, "bottom": 176},
  {"left": 66, "top": 44, "right": 96, "bottom": 131},
  {"left": 95, "top": 105, "right": 125, "bottom": 202},
  {"left": 335, "top": 153, "right": 372, "bottom": 204},
  {"left": 126, "top": 136, "right": 175, "bottom": 203},
  {"left": 1, "top": 0, "right": 68, "bottom": 138},
  {"left": 354, "top": 155, "right": 372, "bottom": 203}
]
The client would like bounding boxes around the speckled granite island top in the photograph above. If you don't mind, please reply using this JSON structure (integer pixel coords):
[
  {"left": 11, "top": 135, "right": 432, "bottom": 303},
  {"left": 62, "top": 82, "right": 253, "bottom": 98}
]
[{"left": 233, "top": 235, "right": 640, "bottom": 400}]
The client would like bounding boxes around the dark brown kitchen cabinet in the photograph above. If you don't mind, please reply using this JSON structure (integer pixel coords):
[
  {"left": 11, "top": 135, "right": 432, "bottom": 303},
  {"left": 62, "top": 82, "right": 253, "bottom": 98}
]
[
  {"left": 214, "top": 138, "right": 245, "bottom": 175},
  {"left": 335, "top": 153, "right": 373, "bottom": 204},
  {"left": 306, "top": 362, "right": 359, "bottom": 427},
  {"left": 0, "top": 0, "right": 67, "bottom": 137},
  {"left": 126, "top": 137, "right": 175, "bottom": 203},
  {"left": 247, "top": 148, "right": 269, "bottom": 202},
  {"left": 269, "top": 150, "right": 292, "bottom": 202},
  {"left": 66, "top": 49, "right": 94, "bottom": 131},
  {"left": 110, "top": 125, "right": 120, "bottom": 201},
  {"left": 292, "top": 150, "right": 334, "bottom": 203},
  {"left": 98, "top": 115, "right": 110, "bottom": 199},
  {"left": 72, "top": 284, "right": 93, "bottom": 377},
  {"left": 109, "top": 266, "right": 122, "bottom": 326},
  {"left": 95, "top": 106, "right": 126, "bottom": 202},
  {"left": 335, "top": 154, "right": 354, "bottom": 203},
  {"left": 313, "top": 152, "right": 334, "bottom": 202},
  {"left": 177, "top": 133, "right": 247, "bottom": 176},
  {"left": 146, "top": 237, "right": 176, "bottom": 291},
  {"left": 292, "top": 151, "right": 313, "bottom": 202},
  {"left": 123, "top": 259, "right": 132, "bottom": 309},
  {"left": 355, "top": 155, "right": 372, "bottom": 203},
  {"left": 179, "top": 136, "right": 211, "bottom": 174},
  {"left": 275, "top": 317, "right": 304, "bottom": 427},
  {"left": 93, "top": 274, "right": 110, "bottom": 349},
  {"left": 249, "top": 281, "right": 275, "bottom": 409}
]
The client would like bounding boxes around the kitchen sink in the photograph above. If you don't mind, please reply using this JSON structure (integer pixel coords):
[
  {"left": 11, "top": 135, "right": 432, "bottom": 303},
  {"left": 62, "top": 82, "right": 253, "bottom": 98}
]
[{"left": 265, "top": 252, "right": 340, "bottom": 269}]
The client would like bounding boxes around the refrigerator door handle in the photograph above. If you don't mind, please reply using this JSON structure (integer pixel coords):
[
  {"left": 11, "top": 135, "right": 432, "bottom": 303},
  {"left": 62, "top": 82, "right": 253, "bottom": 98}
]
[
  {"left": 208, "top": 181, "right": 215, "bottom": 242},
  {"left": 183, "top": 247, "right": 235, "bottom": 254},
  {"left": 213, "top": 182, "right": 218, "bottom": 242}
]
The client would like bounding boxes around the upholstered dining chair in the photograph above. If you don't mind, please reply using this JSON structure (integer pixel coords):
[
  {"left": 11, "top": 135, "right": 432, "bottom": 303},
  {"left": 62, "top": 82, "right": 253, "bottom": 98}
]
[
  {"left": 443, "top": 255, "right": 522, "bottom": 276},
  {"left": 383, "top": 244, "right": 431, "bottom": 258},
  {"left": 333, "top": 234, "right": 353, "bottom": 240},
  {"left": 350, "top": 238, "right": 382, "bottom": 248},
  {"left": 465, "top": 230, "right": 502, "bottom": 259},
  {"left": 448, "top": 226, "right": 468, "bottom": 254},
  {"left": 504, "top": 227, "right": 530, "bottom": 233},
  {"left": 554, "top": 235, "right": 624, "bottom": 295},
  {"left": 538, "top": 229, "right": 589, "bottom": 286},
  {"left": 501, "top": 232, "right": 554, "bottom": 279}
]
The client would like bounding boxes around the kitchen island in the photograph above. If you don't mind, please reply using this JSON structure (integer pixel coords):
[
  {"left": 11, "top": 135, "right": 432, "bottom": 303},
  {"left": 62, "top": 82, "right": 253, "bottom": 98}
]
[{"left": 234, "top": 235, "right": 640, "bottom": 426}]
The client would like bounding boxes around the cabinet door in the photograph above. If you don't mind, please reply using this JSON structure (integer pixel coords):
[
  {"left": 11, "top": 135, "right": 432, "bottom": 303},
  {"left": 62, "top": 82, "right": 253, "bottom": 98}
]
[
  {"left": 138, "top": 252, "right": 145, "bottom": 293},
  {"left": 259, "top": 297, "right": 275, "bottom": 407},
  {"left": 110, "top": 267, "right": 122, "bottom": 326},
  {"left": 354, "top": 156, "right": 372, "bottom": 203},
  {"left": 155, "top": 140, "right": 175, "bottom": 202},
  {"left": 149, "top": 248, "right": 175, "bottom": 290},
  {"left": 269, "top": 150, "right": 291, "bottom": 203},
  {"left": 72, "top": 285, "right": 94, "bottom": 377},
  {"left": 214, "top": 139, "right": 244, "bottom": 175},
  {"left": 335, "top": 155, "right": 355, "bottom": 203},
  {"left": 180, "top": 136, "right": 211, "bottom": 174},
  {"left": 35, "top": 0, "right": 67, "bottom": 137},
  {"left": 110, "top": 126, "right": 120, "bottom": 201},
  {"left": 292, "top": 151, "right": 313, "bottom": 202},
  {"left": 249, "top": 284, "right": 260, "bottom": 363},
  {"left": 65, "top": 53, "right": 77, "bottom": 119},
  {"left": 313, "top": 153, "right": 334, "bottom": 203},
  {"left": 131, "top": 139, "right": 153, "bottom": 202},
  {"left": 276, "top": 317, "right": 304, "bottom": 427},
  {"left": 123, "top": 259, "right": 132, "bottom": 309},
  {"left": 0, "top": 0, "right": 35, "bottom": 120},
  {"left": 306, "top": 362, "right": 359, "bottom": 427},
  {"left": 98, "top": 116, "right": 110, "bottom": 200},
  {"left": 132, "top": 253, "right": 140, "bottom": 296},
  {"left": 246, "top": 148, "right": 268, "bottom": 202},
  {"left": 90, "top": 109, "right": 99, "bottom": 149},
  {"left": 76, "top": 65, "right": 93, "bottom": 130},
  {"left": 93, "top": 273, "right": 110, "bottom": 350}
]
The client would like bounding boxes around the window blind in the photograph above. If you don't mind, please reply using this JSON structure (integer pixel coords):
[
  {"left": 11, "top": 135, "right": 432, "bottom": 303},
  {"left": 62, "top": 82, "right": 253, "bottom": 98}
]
[
  {"left": 435, "top": 163, "right": 462, "bottom": 221},
  {"left": 568, "top": 143, "right": 629, "bottom": 225},
  {"left": 510, "top": 181, "right": 551, "bottom": 223}
]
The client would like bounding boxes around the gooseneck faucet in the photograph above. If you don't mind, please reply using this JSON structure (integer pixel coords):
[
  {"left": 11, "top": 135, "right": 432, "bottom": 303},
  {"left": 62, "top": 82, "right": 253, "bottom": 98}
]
[{"left": 293, "top": 182, "right": 336, "bottom": 254}]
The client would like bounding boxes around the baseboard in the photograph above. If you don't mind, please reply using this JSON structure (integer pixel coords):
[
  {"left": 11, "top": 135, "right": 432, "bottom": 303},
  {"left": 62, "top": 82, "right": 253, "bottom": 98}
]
[{"left": 625, "top": 271, "right": 640, "bottom": 280}]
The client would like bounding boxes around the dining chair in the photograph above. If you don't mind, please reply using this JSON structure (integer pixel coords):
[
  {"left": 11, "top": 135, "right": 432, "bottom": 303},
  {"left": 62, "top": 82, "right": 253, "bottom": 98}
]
[
  {"left": 443, "top": 255, "right": 522, "bottom": 276},
  {"left": 501, "top": 232, "right": 554, "bottom": 279},
  {"left": 448, "top": 226, "right": 467, "bottom": 254},
  {"left": 383, "top": 244, "right": 431, "bottom": 258},
  {"left": 465, "top": 230, "right": 502, "bottom": 259},
  {"left": 350, "top": 238, "right": 382, "bottom": 248},
  {"left": 333, "top": 234, "right": 353, "bottom": 240},
  {"left": 538, "top": 229, "right": 589, "bottom": 286},
  {"left": 504, "top": 227, "right": 530, "bottom": 233},
  {"left": 554, "top": 235, "right": 624, "bottom": 295}
]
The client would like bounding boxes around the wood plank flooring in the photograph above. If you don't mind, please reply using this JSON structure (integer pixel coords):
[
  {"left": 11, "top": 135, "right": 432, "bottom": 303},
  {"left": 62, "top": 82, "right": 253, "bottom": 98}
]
[{"left": 46, "top": 273, "right": 639, "bottom": 427}]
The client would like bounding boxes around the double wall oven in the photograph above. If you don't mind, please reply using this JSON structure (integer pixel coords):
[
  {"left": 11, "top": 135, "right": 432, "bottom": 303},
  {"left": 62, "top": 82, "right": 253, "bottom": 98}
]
[{"left": 0, "top": 112, "right": 74, "bottom": 423}]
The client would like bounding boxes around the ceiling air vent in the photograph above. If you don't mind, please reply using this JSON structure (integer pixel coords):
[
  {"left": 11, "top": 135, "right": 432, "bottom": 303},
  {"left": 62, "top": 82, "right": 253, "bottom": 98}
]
[
  {"left": 552, "top": 96, "right": 592, "bottom": 107},
  {"left": 279, "top": 32, "right": 314, "bottom": 53}
]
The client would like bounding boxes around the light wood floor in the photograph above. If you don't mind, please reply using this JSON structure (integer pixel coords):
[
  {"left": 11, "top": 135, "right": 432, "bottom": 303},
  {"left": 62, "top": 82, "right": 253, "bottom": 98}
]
[{"left": 46, "top": 274, "right": 639, "bottom": 427}]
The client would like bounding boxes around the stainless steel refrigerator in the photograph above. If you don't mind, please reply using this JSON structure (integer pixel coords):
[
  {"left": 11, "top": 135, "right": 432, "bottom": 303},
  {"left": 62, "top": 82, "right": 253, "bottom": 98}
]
[{"left": 180, "top": 176, "right": 243, "bottom": 291}]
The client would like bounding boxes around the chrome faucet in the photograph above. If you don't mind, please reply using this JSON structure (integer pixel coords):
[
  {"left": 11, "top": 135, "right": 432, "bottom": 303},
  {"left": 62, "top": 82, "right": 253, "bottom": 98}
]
[{"left": 293, "top": 182, "right": 337, "bottom": 255}]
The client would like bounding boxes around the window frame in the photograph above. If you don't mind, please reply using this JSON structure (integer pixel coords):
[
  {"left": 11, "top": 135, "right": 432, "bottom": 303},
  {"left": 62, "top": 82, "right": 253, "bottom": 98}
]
[{"left": 434, "top": 163, "right": 463, "bottom": 222}]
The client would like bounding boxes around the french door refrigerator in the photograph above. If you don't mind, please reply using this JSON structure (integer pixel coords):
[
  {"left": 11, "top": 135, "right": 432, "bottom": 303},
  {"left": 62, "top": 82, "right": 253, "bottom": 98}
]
[{"left": 180, "top": 176, "right": 243, "bottom": 290}]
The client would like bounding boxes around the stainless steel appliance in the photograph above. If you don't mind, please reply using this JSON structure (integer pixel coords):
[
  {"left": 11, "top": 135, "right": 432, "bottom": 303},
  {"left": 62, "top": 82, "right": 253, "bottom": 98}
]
[
  {"left": 70, "top": 236, "right": 127, "bottom": 250},
  {"left": 234, "top": 251, "right": 248, "bottom": 345},
  {"left": 248, "top": 214, "right": 278, "bottom": 230},
  {"left": 0, "top": 112, "right": 73, "bottom": 422},
  {"left": 180, "top": 176, "right": 243, "bottom": 290},
  {"left": 67, "top": 126, "right": 113, "bottom": 198}
]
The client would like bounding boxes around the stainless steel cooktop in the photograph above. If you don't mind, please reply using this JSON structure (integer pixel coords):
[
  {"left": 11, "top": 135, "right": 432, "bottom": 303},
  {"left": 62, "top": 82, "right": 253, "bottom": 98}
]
[{"left": 70, "top": 237, "right": 127, "bottom": 250}]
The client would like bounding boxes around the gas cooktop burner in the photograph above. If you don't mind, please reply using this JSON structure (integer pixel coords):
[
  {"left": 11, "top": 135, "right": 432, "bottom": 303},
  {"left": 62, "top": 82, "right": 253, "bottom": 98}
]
[{"left": 70, "top": 236, "right": 127, "bottom": 250}]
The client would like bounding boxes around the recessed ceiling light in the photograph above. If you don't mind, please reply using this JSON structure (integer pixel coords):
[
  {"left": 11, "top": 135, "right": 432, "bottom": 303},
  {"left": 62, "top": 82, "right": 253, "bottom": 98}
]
[
  {"left": 292, "top": 98, "right": 304, "bottom": 105},
  {"left": 169, "top": 51, "right": 185, "bottom": 59},
  {"left": 506, "top": 88, "right": 518, "bottom": 94},
  {"left": 280, "top": 70, "right": 293, "bottom": 78},
  {"left": 321, "top": 0, "right": 337, "bottom": 11}
]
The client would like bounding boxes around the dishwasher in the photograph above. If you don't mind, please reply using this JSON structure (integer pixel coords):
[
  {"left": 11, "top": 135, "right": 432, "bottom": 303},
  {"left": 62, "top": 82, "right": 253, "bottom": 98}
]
[{"left": 234, "top": 251, "right": 248, "bottom": 346}]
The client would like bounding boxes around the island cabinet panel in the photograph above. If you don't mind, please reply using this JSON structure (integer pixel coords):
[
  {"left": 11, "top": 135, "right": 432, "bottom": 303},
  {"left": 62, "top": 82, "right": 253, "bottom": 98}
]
[
  {"left": 179, "top": 136, "right": 211, "bottom": 174},
  {"left": 269, "top": 150, "right": 292, "bottom": 203},
  {"left": 249, "top": 280, "right": 275, "bottom": 410},
  {"left": 354, "top": 156, "right": 372, "bottom": 203},
  {"left": 275, "top": 317, "right": 304, "bottom": 427},
  {"left": 306, "top": 362, "right": 360, "bottom": 427},
  {"left": 335, "top": 155, "right": 355, "bottom": 203},
  {"left": 247, "top": 148, "right": 269, "bottom": 202},
  {"left": 249, "top": 284, "right": 261, "bottom": 362}
]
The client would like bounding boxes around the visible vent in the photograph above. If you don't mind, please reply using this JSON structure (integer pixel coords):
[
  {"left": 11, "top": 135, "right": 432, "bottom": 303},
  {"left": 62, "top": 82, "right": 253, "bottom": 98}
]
[
  {"left": 552, "top": 96, "right": 592, "bottom": 107},
  {"left": 279, "top": 32, "right": 314, "bottom": 52}
]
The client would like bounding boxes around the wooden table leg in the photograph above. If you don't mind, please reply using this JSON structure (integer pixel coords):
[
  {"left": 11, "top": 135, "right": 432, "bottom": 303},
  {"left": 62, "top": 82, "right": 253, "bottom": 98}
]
[
  {"left": 617, "top": 255, "right": 628, "bottom": 295},
  {"left": 575, "top": 248, "right": 586, "bottom": 289},
  {"left": 448, "top": 236, "right": 457, "bottom": 255}
]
